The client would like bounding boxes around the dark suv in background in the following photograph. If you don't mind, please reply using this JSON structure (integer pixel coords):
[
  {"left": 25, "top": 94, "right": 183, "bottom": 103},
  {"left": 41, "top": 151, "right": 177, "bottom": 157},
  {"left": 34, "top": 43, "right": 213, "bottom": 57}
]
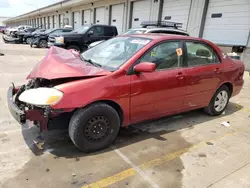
[
  {"left": 31, "top": 28, "right": 73, "bottom": 48},
  {"left": 49, "top": 24, "right": 118, "bottom": 52}
]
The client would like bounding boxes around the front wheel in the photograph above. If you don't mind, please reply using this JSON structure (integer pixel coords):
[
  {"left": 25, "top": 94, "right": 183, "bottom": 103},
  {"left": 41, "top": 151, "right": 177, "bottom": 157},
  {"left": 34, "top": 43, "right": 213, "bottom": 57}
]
[
  {"left": 204, "top": 85, "right": 230, "bottom": 116},
  {"left": 69, "top": 103, "right": 120, "bottom": 152},
  {"left": 26, "top": 37, "right": 32, "bottom": 44},
  {"left": 38, "top": 39, "right": 47, "bottom": 48}
]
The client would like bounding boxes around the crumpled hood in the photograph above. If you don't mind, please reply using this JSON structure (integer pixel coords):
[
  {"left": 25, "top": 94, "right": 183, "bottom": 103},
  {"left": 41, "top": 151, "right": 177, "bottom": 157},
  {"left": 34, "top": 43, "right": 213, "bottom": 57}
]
[{"left": 27, "top": 46, "right": 110, "bottom": 80}]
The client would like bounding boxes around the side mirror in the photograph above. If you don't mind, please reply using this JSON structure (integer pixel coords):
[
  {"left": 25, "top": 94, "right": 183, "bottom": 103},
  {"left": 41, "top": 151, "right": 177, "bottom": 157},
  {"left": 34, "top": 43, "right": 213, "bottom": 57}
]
[
  {"left": 87, "top": 30, "right": 94, "bottom": 36},
  {"left": 134, "top": 62, "right": 156, "bottom": 73}
]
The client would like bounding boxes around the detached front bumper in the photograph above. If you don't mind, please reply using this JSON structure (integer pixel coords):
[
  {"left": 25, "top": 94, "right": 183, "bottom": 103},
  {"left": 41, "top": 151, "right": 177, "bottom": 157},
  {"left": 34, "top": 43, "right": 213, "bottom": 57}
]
[
  {"left": 7, "top": 85, "right": 49, "bottom": 131},
  {"left": 7, "top": 86, "right": 26, "bottom": 123}
]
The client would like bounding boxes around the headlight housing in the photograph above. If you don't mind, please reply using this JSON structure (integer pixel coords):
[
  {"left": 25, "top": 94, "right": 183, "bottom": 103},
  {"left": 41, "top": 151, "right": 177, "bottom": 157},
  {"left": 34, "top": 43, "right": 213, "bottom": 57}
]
[
  {"left": 19, "top": 88, "right": 63, "bottom": 106},
  {"left": 55, "top": 36, "right": 64, "bottom": 44}
]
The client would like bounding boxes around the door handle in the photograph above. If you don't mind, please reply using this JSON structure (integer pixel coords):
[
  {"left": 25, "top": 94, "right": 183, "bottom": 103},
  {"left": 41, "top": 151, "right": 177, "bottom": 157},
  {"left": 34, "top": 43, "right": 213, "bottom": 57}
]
[
  {"left": 176, "top": 72, "right": 185, "bottom": 80},
  {"left": 214, "top": 68, "right": 221, "bottom": 74}
]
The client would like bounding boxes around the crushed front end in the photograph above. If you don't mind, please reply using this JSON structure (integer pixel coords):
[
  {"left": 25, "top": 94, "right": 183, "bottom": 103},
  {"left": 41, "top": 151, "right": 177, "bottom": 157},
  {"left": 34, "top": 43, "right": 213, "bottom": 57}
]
[{"left": 7, "top": 78, "right": 72, "bottom": 132}]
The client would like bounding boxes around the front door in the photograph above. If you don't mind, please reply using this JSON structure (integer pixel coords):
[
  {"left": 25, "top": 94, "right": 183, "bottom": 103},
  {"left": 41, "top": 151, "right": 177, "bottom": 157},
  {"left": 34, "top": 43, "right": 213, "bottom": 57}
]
[
  {"left": 183, "top": 41, "right": 222, "bottom": 109},
  {"left": 85, "top": 26, "right": 105, "bottom": 45},
  {"left": 130, "top": 40, "right": 186, "bottom": 123}
]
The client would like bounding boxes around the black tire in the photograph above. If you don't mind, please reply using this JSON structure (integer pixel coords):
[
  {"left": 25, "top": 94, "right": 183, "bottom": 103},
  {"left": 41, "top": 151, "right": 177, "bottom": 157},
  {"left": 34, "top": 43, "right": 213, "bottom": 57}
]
[
  {"left": 204, "top": 85, "right": 230, "bottom": 116},
  {"left": 69, "top": 103, "right": 120, "bottom": 152},
  {"left": 38, "top": 39, "right": 47, "bottom": 48},
  {"left": 67, "top": 45, "right": 81, "bottom": 52},
  {"left": 26, "top": 37, "right": 32, "bottom": 44}
]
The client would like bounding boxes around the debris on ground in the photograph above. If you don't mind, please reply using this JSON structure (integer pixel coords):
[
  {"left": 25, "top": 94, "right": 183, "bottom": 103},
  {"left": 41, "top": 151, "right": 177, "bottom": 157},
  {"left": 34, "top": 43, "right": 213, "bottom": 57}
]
[
  {"left": 221, "top": 121, "right": 230, "bottom": 127},
  {"left": 72, "top": 173, "right": 76, "bottom": 177},
  {"left": 222, "top": 111, "right": 225, "bottom": 115},
  {"left": 0, "top": 53, "right": 4, "bottom": 56},
  {"left": 206, "top": 142, "right": 214, "bottom": 145},
  {"left": 46, "top": 169, "right": 50, "bottom": 172}
]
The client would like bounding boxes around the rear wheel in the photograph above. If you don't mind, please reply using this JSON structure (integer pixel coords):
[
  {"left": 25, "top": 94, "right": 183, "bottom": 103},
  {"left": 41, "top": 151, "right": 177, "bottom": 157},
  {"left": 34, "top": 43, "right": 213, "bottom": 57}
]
[
  {"left": 204, "top": 85, "right": 230, "bottom": 116},
  {"left": 38, "top": 39, "right": 47, "bottom": 48},
  {"left": 67, "top": 45, "right": 81, "bottom": 52},
  {"left": 69, "top": 103, "right": 120, "bottom": 152}
]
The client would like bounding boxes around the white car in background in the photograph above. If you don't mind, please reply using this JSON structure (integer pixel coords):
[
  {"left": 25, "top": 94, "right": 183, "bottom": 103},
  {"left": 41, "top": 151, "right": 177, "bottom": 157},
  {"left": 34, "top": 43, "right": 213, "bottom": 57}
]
[
  {"left": 5, "top": 25, "right": 32, "bottom": 36},
  {"left": 88, "top": 21, "right": 189, "bottom": 49}
]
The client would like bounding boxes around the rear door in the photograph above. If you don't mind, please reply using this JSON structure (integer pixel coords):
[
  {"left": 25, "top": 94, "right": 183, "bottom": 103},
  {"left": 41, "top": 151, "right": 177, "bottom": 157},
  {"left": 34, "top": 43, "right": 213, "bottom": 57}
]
[{"left": 183, "top": 40, "right": 223, "bottom": 109}]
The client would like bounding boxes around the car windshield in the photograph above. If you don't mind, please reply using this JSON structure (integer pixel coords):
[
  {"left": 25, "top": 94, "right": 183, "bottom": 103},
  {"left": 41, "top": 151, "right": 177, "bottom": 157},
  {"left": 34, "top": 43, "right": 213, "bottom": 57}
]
[
  {"left": 81, "top": 37, "right": 151, "bottom": 71},
  {"left": 122, "top": 29, "right": 147, "bottom": 35},
  {"left": 45, "top": 29, "right": 54, "bottom": 34},
  {"left": 73, "top": 25, "right": 90, "bottom": 34}
]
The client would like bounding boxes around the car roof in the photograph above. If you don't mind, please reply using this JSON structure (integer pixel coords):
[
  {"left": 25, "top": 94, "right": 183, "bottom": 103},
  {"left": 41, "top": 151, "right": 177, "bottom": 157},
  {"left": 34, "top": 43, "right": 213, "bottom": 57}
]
[
  {"left": 127, "top": 27, "right": 188, "bottom": 35},
  {"left": 146, "top": 27, "right": 189, "bottom": 34},
  {"left": 128, "top": 28, "right": 148, "bottom": 31},
  {"left": 91, "top": 24, "right": 116, "bottom": 27},
  {"left": 120, "top": 33, "right": 206, "bottom": 42}
]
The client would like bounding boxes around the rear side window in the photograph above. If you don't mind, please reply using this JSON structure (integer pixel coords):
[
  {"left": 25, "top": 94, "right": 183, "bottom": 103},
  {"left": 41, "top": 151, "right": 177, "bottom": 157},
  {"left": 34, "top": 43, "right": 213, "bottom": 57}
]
[
  {"left": 186, "top": 42, "right": 220, "bottom": 67},
  {"left": 104, "top": 27, "right": 116, "bottom": 36}
]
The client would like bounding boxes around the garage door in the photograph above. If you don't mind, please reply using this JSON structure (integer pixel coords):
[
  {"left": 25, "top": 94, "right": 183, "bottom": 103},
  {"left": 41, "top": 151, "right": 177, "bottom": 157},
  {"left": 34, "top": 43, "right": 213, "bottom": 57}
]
[
  {"left": 203, "top": 0, "right": 250, "bottom": 46},
  {"left": 111, "top": 4, "right": 124, "bottom": 34},
  {"left": 50, "top": 16, "right": 53, "bottom": 29},
  {"left": 73, "top": 11, "right": 81, "bottom": 29},
  {"left": 82, "top": 10, "right": 91, "bottom": 25},
  {"left": 45, "top": 17, "right": 48, "bottom": 29},
  {"left": 131, "top": 0, "right": 151, "bottom": 28},
  {"left": 59, "top": 14, "right": 64, "bottom": 28},
  {"left": 161, "top": 0, "right": 192, "bottom": 30},
  {"left": 95, "top": 7, "right": 105, "bottom": 24}
]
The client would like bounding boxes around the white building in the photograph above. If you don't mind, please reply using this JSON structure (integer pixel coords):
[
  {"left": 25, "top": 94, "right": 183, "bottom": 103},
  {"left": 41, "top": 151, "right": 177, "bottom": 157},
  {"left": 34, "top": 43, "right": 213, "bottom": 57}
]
[
  {"left": 0, "top": 16, "right": 11, "bottom": 26},
  {"left": 2, "top": 0, "right": 250, "bottom": 69}
]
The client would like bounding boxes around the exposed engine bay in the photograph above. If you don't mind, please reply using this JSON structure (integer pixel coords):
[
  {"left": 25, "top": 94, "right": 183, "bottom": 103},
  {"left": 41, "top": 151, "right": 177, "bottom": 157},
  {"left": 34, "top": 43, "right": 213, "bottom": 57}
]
[{"left": 13, "top": 77, "right": 83, "bottom": 131}]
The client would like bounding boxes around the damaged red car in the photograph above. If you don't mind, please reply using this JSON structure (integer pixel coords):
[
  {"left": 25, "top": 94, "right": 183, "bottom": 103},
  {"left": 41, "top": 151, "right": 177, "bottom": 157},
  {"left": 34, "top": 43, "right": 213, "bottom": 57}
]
[{"left": 8, "top": 34, "right": 244, "bottom": 152}]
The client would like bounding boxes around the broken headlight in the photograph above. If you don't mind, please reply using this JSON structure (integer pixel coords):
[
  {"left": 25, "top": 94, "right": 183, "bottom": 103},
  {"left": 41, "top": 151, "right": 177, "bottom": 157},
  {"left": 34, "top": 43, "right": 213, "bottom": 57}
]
[{"left": 18, "top": 87, "right": 63, "bottom": 106}]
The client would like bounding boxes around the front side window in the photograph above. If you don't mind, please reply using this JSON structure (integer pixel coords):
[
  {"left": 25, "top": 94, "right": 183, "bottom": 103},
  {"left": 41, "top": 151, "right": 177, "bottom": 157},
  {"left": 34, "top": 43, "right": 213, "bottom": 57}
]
[
  {"left": 138, "top": 41, "right": 183, "bottom": 70},
  {"left": 81, "top": 37, "right": 151, "bottom": 71},
  {"left": 90, "top": 26, "right": 104, "bottom": 36},
  {"left": 186, "top": 41, "right": 220, "bottom": 67}
]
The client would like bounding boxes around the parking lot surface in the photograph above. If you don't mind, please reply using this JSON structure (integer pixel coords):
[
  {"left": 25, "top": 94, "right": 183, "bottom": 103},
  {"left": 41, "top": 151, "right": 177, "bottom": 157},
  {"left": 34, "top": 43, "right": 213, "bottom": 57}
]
[{"left": 0, "top": 34, "right": 250, "bottom": 188}]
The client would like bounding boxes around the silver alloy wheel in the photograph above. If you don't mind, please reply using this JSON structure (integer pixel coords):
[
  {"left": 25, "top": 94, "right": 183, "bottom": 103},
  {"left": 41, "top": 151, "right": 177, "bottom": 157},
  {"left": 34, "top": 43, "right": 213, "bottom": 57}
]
[
  {"left": 214, "top": 90, "right": 228, "bottom": 112},
  {"left": 26, "top": 38, "right": 32, "bottom": 44}
]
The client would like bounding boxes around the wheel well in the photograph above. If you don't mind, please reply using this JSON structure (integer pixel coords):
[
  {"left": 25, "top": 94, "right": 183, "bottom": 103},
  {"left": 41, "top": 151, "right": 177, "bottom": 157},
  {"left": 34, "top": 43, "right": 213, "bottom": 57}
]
[
  {"left": 222, "top": 82, "right": 233, "bottom": 97},
  {"left": 87, "top": 100, "right": 124, "bottom": 126},
  {"left": 66, "top": 42, "right": 81, "bottom": 50}
]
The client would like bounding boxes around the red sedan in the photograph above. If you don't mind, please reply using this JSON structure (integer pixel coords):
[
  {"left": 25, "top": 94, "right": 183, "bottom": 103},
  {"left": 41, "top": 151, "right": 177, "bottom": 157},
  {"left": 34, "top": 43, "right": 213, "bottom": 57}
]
[{"left": 8, "top": 34, "right": 244, "bottom": 152}]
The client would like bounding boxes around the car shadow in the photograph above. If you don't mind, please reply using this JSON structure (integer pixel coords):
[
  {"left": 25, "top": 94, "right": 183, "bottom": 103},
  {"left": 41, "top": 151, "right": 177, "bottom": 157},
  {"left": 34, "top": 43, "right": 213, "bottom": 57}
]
[{"left": 21, "top": 101, "right": 241, "bottom": 158}]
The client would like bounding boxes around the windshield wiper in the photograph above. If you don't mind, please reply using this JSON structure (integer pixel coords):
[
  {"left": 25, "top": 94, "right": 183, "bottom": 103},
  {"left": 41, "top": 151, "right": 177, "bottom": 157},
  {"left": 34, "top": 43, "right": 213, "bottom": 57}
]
[{"left": 81, "top": 57, "right": 102, "bottom": 68}]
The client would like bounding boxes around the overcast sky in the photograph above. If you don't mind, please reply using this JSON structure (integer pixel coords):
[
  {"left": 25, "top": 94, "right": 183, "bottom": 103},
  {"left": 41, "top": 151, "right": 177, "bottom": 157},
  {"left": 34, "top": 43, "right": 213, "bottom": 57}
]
[{"left": 0, "top": 0, "right": 63, "bottom": 17}]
